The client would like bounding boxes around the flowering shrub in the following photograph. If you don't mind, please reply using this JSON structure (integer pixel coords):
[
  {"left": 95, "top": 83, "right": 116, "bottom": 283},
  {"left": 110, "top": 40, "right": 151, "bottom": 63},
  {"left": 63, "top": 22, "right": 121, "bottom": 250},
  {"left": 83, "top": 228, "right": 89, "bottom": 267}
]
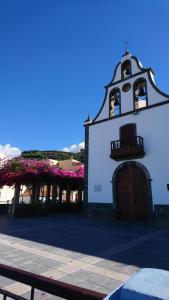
[{"left": 0, "top": 159, "right": 84, "bottom": 188}]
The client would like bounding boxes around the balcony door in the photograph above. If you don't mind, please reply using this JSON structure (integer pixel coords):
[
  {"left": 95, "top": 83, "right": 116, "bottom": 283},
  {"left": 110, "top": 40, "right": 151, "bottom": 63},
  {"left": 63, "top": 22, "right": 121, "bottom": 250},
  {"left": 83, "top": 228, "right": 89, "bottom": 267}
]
[
  {"left": 120, "top": 123, "right": 136, "bottom": 147},
  {"left": 116, "top": 163, "right": 149, "bottom": 222}
]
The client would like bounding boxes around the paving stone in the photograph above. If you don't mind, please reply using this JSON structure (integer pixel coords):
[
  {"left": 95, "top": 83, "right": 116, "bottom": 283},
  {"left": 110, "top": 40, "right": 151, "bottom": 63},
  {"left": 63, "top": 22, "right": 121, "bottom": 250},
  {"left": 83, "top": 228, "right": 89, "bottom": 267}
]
[
  {"left": 80, "top": 255, "right": 101, "bottom": 264},
  {"left": 13, "top": 261, "right": 51, "bottom": 274},
  {"left": 0, "top": 214, "right": 168, "bottom": 298},
  {"left": 72, "top": 280, "right": 109, "bottom": 294},
  {"left": 94, "top": 259, "right": 113, "bottom": 269},
  {"left": 70, "top": 269, "right": 92, "bottom": 279},
  {"left": 85, "top": 273, "right": 110, "bottom": 285},
  {"left": 0, "top": 277, "right": 16, "bottom": 288},
  {"left": 5, "top": 282, "right": 30, "bottom": 295},
  {"left": 101, "top": 278, "right": 122, "bottom": 290},
  {"left": 108, "top": 263, "right": 140, "bottom": 275},
  {"left": 82, "top": 264, "right": 129, "bottom": 282},
  {"left": 47, "top": 296, "right": 65, "bottom": 300},
  {"left": 29, "top": 256, "right": 63, "bottom": 268},
  {"left": 57, "top": 274, "right": 83, "bottom": 285},
  {"left": 23, "top": 289, "right": 54, "bottom": 300}
]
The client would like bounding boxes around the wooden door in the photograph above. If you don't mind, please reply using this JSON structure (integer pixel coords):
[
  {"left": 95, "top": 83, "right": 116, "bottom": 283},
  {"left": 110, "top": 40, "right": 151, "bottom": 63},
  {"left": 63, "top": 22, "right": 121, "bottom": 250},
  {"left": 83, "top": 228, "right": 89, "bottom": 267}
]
[
  {"left": 120, "top": 124, "right": 136, "bottom": 147},
  {"left": 116, "top": 164, "right": 148, "bottom": 221}
]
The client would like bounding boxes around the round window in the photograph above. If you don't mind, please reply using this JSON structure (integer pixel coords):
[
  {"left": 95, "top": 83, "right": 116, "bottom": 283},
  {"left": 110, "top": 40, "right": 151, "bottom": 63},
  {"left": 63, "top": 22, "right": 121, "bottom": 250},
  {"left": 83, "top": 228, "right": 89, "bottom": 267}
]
[{"left": 122, "top": 83, "right": 131, "bottom": 92}]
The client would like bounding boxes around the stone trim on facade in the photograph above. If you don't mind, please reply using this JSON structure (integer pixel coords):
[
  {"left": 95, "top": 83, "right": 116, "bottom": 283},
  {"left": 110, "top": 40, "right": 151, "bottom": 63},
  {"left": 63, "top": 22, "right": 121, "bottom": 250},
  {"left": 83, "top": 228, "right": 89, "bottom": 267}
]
[
  {"left": 83, "top": 125, "right": 89, "bottom": 215},
  {"left": 86, "top": 203, "right": 114, "bottom": 220},
  {"left": 154, "top": 205, "right": 169, "bottom": 225}
]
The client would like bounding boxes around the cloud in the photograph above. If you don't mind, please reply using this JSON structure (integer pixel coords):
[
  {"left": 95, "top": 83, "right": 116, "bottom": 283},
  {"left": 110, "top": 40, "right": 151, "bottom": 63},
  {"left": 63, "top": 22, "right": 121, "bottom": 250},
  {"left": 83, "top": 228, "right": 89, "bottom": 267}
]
[
  {"left": 62, "top": 142, "right": 84, "bottom": 153},
  {"left": 0, "top": 144, "right": 21, "bottom": 159}
]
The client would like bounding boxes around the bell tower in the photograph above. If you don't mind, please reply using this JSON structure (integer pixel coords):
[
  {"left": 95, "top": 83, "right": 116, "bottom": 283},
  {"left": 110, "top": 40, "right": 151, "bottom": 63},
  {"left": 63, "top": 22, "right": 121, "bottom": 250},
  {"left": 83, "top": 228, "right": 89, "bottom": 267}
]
[{"left": 91, "top": 50, "right": 169, "bottom": 123}]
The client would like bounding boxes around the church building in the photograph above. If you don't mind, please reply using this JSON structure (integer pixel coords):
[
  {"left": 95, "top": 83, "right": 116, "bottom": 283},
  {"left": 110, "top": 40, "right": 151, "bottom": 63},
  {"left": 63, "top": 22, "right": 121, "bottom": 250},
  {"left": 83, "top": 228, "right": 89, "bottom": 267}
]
[{"left": 84, "top": 50, "right": 169, "bottom": 223}]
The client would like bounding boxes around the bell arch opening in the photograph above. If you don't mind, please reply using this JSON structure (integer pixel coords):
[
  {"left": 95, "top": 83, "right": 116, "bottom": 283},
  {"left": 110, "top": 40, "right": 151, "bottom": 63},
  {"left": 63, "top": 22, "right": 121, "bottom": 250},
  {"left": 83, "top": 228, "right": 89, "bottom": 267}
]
[
  {"left": 121, "top": 60, "right": 132, "bottom": 79},
  {"left": 133, "top": 78, "right": 148, "bottom": 110},
  {"left": 109, "top": 88, "right": 121, "bottom": 117}
]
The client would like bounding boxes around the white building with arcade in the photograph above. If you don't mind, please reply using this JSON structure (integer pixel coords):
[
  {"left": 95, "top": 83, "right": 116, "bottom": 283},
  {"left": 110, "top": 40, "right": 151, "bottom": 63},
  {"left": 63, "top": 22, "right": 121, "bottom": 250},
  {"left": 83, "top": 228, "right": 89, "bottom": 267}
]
[{"left": 84, "top": 50, "right": 169, "bottom": 223}]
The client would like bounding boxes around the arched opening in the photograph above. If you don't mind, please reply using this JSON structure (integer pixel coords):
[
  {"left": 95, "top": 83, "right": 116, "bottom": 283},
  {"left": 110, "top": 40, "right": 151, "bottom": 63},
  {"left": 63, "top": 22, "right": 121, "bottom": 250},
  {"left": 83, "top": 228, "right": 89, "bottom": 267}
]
[
  {"left": 121, "top": 60, "right": 132, "bottom": 79},
  {"left": 109, "top": 88, "right": 121, "bottom": 117},
  {"left": 113, "top": 162, "right": 153, "bottom": 222},
  {"left": 133, "top": 78, "right": 148, "bottom": 110}
]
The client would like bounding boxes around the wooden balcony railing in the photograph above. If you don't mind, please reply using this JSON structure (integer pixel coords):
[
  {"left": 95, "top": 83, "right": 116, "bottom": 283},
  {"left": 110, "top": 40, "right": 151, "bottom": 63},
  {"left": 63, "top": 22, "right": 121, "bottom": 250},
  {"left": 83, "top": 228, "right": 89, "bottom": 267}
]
[
  {"left": 110, "top": 136, "right": 145, "bottom": 161},
  {"left": 0, "top": 264, "right": 106, "bottom": 300}
]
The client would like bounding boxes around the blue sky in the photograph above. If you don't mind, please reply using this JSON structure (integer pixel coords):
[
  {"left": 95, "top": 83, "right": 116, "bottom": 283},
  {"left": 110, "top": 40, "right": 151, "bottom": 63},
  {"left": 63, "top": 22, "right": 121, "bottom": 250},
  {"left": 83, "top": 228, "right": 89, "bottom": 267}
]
[{"left": 0, "top": 0, "right": 169, "bottom": 153}]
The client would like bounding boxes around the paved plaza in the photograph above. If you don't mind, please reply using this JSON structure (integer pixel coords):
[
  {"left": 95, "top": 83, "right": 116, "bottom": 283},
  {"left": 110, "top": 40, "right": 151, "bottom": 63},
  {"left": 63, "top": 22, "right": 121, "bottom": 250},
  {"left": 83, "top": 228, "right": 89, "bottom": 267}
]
[{"left": 0, "top": 214, "right": 168, "bottom": 299}]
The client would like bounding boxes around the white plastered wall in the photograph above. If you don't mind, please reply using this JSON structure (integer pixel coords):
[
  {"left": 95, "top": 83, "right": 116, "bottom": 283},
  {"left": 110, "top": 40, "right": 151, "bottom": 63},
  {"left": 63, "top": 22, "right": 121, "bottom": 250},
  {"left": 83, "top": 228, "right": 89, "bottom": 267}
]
[
  {"left": 0, "top": 186, "right": 14, "bottom": 203},
  {"left": 88, "top": 104, "right": 169, "bottom": 207}
]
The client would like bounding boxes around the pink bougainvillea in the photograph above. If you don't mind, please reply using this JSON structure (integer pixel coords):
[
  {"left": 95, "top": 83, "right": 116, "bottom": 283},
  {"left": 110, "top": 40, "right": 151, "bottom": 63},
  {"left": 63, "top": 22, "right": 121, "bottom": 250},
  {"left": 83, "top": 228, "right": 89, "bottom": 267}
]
[{"left": 0, "top": 159, "right": 84, "bottom": 188}]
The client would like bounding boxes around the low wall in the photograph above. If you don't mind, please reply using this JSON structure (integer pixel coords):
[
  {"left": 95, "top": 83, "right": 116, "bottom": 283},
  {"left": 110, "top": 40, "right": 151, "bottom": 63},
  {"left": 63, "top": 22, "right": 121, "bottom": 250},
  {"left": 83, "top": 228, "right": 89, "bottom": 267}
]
[
  {"left": 85, "top": 203, "right": 169, "bottom": 225},
  {"left": 0, "top": 204, "right": 10, "bottom": 215},
  {"left": 14, "top": 202, "right": 83, "bottom": 217},
  {"left": 85, "top": 203, "right": 115, "bottom": 221},
  {"left": 154, "top": 205, "right": 169, "bottom": 225}
]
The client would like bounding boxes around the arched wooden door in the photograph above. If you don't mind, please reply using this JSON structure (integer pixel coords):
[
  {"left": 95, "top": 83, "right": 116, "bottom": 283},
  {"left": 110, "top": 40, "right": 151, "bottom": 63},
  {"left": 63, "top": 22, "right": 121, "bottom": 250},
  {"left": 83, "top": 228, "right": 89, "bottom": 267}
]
[{"left": 116, "top": 164, "right": 149, "bottom": 221}]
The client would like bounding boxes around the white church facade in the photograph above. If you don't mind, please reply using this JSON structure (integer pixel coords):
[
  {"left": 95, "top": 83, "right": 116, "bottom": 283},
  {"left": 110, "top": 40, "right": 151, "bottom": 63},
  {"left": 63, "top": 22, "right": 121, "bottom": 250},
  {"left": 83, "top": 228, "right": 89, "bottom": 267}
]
[{"left": 84, "top": 50, "right": 169, "bottom": 223}]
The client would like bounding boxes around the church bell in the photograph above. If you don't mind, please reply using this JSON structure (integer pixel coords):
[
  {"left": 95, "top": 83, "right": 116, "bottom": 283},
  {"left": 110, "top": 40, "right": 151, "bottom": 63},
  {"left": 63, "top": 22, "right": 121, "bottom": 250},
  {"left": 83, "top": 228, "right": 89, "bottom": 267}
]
[
  {"left": 125, "top": 68, "right": 130, "bottom": 76},
  {"left": 114, "top": 98, "right": 119, "bottom": 106},
  {"left": 137, "top": 86, "right": 146, "bottom": 97}
]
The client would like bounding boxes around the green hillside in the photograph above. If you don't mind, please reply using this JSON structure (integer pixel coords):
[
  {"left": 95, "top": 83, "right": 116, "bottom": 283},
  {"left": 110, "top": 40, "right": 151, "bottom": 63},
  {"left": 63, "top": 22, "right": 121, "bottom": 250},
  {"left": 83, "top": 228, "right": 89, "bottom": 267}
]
[{"left": 21, "top": 149, "right": 85, "bottom": 163}]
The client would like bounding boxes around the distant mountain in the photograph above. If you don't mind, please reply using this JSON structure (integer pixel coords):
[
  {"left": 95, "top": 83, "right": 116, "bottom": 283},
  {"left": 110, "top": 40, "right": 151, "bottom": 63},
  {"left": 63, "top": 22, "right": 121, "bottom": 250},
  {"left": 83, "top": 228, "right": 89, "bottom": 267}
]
[{"left": 21, "top": 149, "right": 85, "bottom": 163}]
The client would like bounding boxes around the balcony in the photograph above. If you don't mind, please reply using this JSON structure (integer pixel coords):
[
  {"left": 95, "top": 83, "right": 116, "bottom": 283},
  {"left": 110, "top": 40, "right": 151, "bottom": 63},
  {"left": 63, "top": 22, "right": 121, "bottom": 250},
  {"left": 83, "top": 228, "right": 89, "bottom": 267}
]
[{"left": 110, "top": 136, "right": 145, "bottom": 161}]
